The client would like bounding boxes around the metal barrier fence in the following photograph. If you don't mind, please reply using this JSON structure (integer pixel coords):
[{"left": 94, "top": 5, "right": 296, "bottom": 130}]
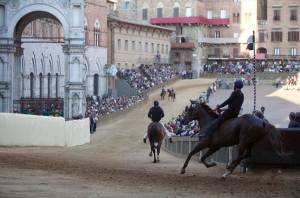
[
  {"left": 164, "top": 128, "right": 300, "bottom": 166},
  {"left": 164, "top": 136, "right": 236, "bottom": 164}
]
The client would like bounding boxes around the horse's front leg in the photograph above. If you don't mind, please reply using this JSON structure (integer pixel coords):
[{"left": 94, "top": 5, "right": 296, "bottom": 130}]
[
  {"left": 181, "top": 140, "right": 208, "bottom": 174},
  {"left": 201, "top": 147, "right": 220, "bottom": 168}
]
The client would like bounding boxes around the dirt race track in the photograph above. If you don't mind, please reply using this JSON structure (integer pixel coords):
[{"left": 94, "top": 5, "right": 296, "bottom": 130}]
[{"left": 0, "top": 79, "right": 300, "bottom": 198}]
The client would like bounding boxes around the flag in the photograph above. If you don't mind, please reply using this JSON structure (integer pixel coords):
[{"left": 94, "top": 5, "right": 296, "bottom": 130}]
[{"left": 246, "top": 35, "right": 255, "bottom": 50}]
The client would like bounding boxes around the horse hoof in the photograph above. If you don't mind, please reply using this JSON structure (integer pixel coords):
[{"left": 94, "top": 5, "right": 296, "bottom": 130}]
[
  {"left": 153, "top": 160, "right": 157, "bottom": 163},
  {"left": 143, "top": 138, "right": 146, "bottom": 144},
  {"left": 207, "top": 162, "right": 217, "bottom": 168},
  {"left": 180, "top": 169, "right": 186, "bottom": 174},
  {"left": 157, "top": 159, "right": 160, "bottom": 163},
  {"left": 149, "top": 152, "right": 152, "bottom": 157},
  {"left": 222, "top": 170, "right": 232, "bottom": 179}
]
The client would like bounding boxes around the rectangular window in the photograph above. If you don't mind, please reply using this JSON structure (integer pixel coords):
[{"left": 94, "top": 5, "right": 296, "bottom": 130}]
[
  {"left": 152, "top": 43, "right": 155, "bottom": 53},
  {"left": 157, "top": 8, "right": 163, "bottom": 18},
  {"left": 233, "top": 48, "right": 239, "bottom": 58},
  {"left": 125, "top": 40, "right": 128, "bottom": 51},
  {"left": 166, "top": 45, "right": 169, "bottom": 54},
  {"left": 290, "top": 9, "right": 298, "bottom": 21},
  {"left": 215, "top": 31, "right": 221, "bottom": 38},
  {"left": 186, "top": 7, "right": 192, "bottom": 17},
  {"left": 274, "top": 48, "right": 280, "bottom": 55},
  {"left": 233, "top": 13, "right": 237, "bottom": 23},
  {"left": 288, "top": 31, "right": 299, "bottom": 41},
  {"left": 207, "top": 10, "right": 212, "bottom": 19},
  {"left": 139, "top": 41, "right": 142, "bottom": 51},
  {"left": 214, "top": 48, "right": 221, "bottom": 57},
  {"left": 145, "top": 42, "right": 148, "bottom": 52},
  {"left": 290, "top": 48, "right": 297, "bottom": 56},
  {"left": 157, "top": 44, "right": 160, "bottom": 54},
  {"left": 259, "top": 32, "right": 265, "bottom": 42},
  {"left": 132, "top": 41, "right": 135, "bottom": 51},
  {"left": 273, "top": 9, "right": 281, "bottom": 21},
  {"left": 125, "top": 1, "right": 130, "bottom": 9},
  {"left": 117, "top": 39, "right": 121, "bottom": 50},
  {"left": 220, "top": 10, "right": 226, "bottom": 18},
  {"left": 142, "top": 9, "right": 148, "bottom": 20},
  {"left": 271, "top": 31, "right": 282, "bottom": 42},
  {"left": 173, "top": 7, "right": 179, "bottom": 17},
  {"left": 162, "top": 44, "right": 164, "bottom": 54}
]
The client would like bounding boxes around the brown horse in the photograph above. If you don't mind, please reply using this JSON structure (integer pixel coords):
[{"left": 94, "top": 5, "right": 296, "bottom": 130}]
[
  {"left": 167, "top": 89, "right": 176, "bottom": 102},
  {"left": 160, "top": 89, "right": 166, "bottom": 100},
  {"left": 147, "top": 122, "right": 165, "bottom": 163},
  {"left": 180, "top": 100, "right": 287, "bottom": 178}
]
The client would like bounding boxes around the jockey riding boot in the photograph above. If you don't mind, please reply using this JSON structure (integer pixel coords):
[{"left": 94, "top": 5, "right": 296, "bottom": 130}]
[
  {"left": 143, "top": 138, "right": 146, "bottom": 144},
  {"left": 169, "top": 137, "right": 173, "bottom": 143}
]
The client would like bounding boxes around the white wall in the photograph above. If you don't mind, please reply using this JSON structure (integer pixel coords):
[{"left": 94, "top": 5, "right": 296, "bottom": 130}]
[{"left": 0, "top": 113, "right": 90, "bottom": 146}]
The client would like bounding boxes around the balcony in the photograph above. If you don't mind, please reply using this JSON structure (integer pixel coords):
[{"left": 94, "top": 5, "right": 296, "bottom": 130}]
[
  {"left": 198, "top": 37, "right": 239, "bottom": 44},
  {"left": 150, "top": 16, "right": 230, "bottom": 26},
  {"left": 171, "top": 42, "right": 195, "bottom": 49},
  {"left": 257, "top": 20, "right": 268, "bottom": 29}
]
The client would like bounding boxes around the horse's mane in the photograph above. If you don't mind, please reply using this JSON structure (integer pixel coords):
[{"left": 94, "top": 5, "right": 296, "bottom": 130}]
[{"left": 199, "top": 103, "right": 219, "bottom": 118}]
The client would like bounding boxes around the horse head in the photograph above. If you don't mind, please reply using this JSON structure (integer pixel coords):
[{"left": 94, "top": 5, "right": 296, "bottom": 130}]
[{"left": 184, "top": 100, "right": 218, "bottom": 128}]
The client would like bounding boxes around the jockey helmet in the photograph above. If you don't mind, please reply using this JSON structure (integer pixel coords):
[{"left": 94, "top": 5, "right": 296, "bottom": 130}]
[
  {"left": 154, "top": 100, "right": 159, "bottom": 106},
  {"left": 234, "top": 80, "right": 244, "bottom": 89},
  {"left": 289, "top": 112, "right": 296, "bottom": 120}
]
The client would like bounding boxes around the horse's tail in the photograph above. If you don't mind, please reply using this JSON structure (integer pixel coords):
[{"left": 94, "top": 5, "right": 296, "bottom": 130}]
[{"left": 265, "top": 123, "right": 292, "bottom": 157}]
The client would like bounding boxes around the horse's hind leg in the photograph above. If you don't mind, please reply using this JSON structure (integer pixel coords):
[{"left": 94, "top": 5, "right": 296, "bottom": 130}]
[
  {"left": 152, "top": 148, "right": 157, "bottom": 163},
  {"left": 157, "top": 143, "right": 162, "bottom": 162},
  {"left": 223, "top": 144, "right": 251, "bottom": 178},
  {"left": 201, "top": 147, "right": 220, "bottom": 168},
  {"left": 181, "top": 141, "right": 208, "bottom": 174}
]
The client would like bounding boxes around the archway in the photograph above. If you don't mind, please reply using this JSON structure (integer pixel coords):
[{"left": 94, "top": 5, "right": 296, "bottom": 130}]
[
  {"left": 257, "top": 47, "right": 267, "bottom": 54},
  {"left": 0, "top": 2, "right": 85, "bottom": 119}
]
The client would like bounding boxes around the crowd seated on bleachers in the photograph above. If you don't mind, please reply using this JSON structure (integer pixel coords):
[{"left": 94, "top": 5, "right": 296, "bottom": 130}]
[
  {"left": 203, "top": 61, "right": 300, "bottom": 75},
  {"left": 85, "top": 95, "right": 144, "bottom": 119},
  {"left": 117, "top": 63, "right": 178, "bottom": 93}
]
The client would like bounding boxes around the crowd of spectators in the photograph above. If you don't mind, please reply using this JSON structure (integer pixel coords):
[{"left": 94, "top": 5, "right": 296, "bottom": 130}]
[
  {"left": 165, "top": 81, "right": 219, "bottom": 137},
  {"left": 85, "top": 95, "right": 144, "bottom": 118},
  {"left": 117, "top": 63, "right": 178, "bottom": 93},
  {"left": 203, "top": 61, "right": 300, "bottom": 75}
]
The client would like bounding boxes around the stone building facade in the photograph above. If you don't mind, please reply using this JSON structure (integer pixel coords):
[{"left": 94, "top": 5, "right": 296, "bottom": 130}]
[
  {"left": 107, "top": 15, "right": 172, "bottom": 69},
  {"left": 257, "top": 0, "right": 300, "bottom": 60},
  {"left": 0, "top": 0, "right": 111, "bottom": 118},
  {"left": 130, "top": 0, "right": 255, "bottom": 74}
]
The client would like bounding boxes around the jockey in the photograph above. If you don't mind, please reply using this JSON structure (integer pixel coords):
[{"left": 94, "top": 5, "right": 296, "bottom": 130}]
[
  {"left": 148, "top": 100, "right": 164, "bottom": 122},
  {"left": 161, "top": 86, "right": 166, "bottom": 93},
  {"left": 198, "top": 79, "right": 244, "bottom": 139},
  {"left": 143, "top": 101, "right": 172, "bottom": 143},
  {"left": 288, "top": 112, "right": 300, "bottom": 128}
]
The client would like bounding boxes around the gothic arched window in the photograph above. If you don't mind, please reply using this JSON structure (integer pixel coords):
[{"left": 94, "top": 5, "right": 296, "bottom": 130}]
[
  {"left": 39, "top": 73, "right": 43, "bottom": 98},
  {"left": 93, "top": 74, "right": 99, "bottom": 96},
  {"left": 47, "top": 73, "right": 51, "bottom": 98},
  {"left": 30, "top": 72, "right": 34, "bottom": 98}
]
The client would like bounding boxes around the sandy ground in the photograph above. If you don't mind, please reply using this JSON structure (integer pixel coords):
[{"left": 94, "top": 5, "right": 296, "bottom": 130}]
[{"left": 0, "top": 79, "right": 300, "bottom": 198}]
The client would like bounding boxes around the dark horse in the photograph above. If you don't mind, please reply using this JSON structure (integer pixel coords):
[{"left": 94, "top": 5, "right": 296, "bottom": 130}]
[
  {"left": 180, "top": 100, "right": 286, "bottom": 178},
  {"left": 147, "top": 122, "right": 165, "bottom": 163},
  {"left": 160, "top": 89, "right": 166, "bottom": 100},
  {"left": 167, "top": 89, "right": 176, "bottom": 102}
]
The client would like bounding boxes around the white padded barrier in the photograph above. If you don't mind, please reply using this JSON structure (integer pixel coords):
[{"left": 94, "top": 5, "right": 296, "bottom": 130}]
[{"left": 0, "top": 113, "right": 90, "bottom": 146}]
